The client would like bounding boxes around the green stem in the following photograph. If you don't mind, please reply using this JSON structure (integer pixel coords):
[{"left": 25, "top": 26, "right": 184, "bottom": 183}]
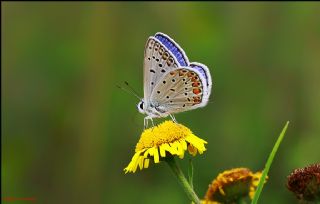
[{"left": 166, "top": 157, "right": 201, "bottom": 204}]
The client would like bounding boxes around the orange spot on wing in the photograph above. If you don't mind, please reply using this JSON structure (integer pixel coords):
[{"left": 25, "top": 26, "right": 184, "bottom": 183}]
[
  {"left": 192, "top": 82, "right": 200, "bottom": 87},
  {"left": 191, "top": 76, "right": 199, "bottom": 82},
  {"left": 192, "top": 96, "right": 202, "bottom": 105},
  {"left": 193, "top": 88, "right": 201, "bottom": 95},
  {"left": 179, "top": 70, "right": 185, "bottom": 76},
  {"left": 187, "top": 72, "right": 193, "bottom": 77}
]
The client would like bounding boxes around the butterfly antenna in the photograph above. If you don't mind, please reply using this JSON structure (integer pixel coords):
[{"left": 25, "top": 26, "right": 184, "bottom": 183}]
[
  {"left": 116, "top": 83, "right": 142, "bottom": 100},
  {"left": 124, "top": 81, "right": 142, "bottom": 99}
]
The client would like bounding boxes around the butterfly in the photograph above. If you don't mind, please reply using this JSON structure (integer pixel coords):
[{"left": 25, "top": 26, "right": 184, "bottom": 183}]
[{"left": 137, "top": 32, "right": 212, "bottom": 128}]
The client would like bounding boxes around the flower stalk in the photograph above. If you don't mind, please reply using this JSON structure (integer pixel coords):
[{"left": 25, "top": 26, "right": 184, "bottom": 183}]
[{"left": 166, "top": 156, "right": 200, "bottom": 204}]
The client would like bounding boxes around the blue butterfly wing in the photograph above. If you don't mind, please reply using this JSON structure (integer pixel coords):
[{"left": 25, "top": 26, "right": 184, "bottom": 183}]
[
  {"left": 143, "top": 32, "right": 212, "bottom": 114},
  {"left": 154, "top": 33, "right": 189, "bottom": 66}
]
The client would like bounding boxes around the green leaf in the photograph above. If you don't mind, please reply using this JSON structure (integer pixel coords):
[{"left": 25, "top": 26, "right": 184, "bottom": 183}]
[{"left": 251, "top": 121, "right": 290, "bottom": 204}]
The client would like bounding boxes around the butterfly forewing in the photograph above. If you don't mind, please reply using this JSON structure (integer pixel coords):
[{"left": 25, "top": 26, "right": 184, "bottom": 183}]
[
  {"left": 143, "top": 37, "right": 180, "bottom": 105},
  {"left": 154, "top": 33, "right": 189, "bottom": 67}
]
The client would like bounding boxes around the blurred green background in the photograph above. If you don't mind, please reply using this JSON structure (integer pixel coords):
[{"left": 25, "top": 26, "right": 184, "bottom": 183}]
[{"left": 2, "top": 2, "right": 320, "bottom": 204}]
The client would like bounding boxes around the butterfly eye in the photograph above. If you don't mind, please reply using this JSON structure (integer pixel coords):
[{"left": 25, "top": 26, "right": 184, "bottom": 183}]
[
  {"left": 137, "top": 101, "right": 145, "bottom": 114},
  {"left": 139, "top": 102, "right": 144, "bottom": 110}
]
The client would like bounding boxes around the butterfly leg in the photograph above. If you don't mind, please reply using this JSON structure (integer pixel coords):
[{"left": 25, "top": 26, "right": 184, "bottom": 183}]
[
  {"left": 169, "top": 114, "right": 178, "bottom": 123},
  {"left": 149, "top": 118, "right": 156, "bottom": 131},
  {"left": 150, "top": 118, "right": 155, "bottom": 127},
  {"left": 144, "top": 116, "right": 155, "bottom": 129},
  {"left": 144, "top": 117, "right": 149, "bottom": 129}
]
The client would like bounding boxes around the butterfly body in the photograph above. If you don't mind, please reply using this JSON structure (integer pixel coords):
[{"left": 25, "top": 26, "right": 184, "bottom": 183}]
[
  {"left": 138, "top": 102, "right": 169, "bottom": 118},
  {"left": 138, "top": 32, "right": 212, "bottom": 127}
]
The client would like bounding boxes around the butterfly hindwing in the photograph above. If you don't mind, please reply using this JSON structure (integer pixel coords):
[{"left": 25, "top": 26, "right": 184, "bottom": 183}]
[
  {"left": 151, "top": 67, "right": 208, "bottom": 114},
  {"left": 189, "top": 62, "right": 212, "bottom": 101}
]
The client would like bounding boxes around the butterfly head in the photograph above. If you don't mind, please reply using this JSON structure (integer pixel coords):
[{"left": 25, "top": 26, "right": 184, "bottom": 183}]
[{"left": 137, "top": 100, "right": 145, "bottom": 114}]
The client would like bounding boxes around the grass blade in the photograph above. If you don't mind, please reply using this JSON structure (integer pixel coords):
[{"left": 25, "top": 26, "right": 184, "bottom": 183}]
[{"left": 251, "top": 121, "right": 290, "bottom": 204}]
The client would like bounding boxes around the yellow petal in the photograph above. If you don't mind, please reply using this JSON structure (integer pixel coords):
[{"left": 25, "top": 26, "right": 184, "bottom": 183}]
[
  {"left": 153, "top": 147, "right": 160, "bottom": 163},
  {"left": 159, "top": 144, "right": 167, "bottom": 157},
  {"left": 138, "top": 156, "right": 144, "bottom": 170},
  {"left": 181, "top": 140, "right": 187, "bottom": 150},
  {"left": 218, "top": 186, "right": 225, "bottom": 195},
  {"left": 144, "top": 158, "right": 150, "bottom": 168}
]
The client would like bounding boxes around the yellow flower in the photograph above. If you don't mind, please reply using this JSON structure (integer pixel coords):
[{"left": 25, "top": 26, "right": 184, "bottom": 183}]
[
  {"left": 124, "top": 120, "right": 207, "bottom": 173},
  {"left": 202, "top": 168, "right": 266, "bottom": 204}
]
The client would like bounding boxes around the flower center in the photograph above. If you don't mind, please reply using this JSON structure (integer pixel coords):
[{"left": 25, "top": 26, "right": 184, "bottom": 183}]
[{"left": 135, "top": 121, "right": 192, "bottom": 152}]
